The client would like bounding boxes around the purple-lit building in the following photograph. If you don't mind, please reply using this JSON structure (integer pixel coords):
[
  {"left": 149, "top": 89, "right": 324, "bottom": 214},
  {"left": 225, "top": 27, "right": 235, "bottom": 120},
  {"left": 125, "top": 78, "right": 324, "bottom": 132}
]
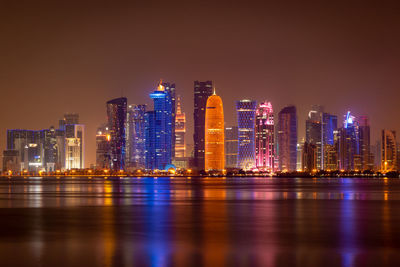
[{"left": 255, "top": 101, "right": 275, "bottom": 171}]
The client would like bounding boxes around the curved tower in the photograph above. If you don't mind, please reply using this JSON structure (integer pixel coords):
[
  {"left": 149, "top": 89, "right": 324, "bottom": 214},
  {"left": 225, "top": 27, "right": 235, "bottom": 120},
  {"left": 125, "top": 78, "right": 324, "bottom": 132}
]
[
  {"left": 205, "top": 90, "right": 224, "bottom": 171},
  {"left": 236, "top": 100, "right": 257, "bottom": 170}
]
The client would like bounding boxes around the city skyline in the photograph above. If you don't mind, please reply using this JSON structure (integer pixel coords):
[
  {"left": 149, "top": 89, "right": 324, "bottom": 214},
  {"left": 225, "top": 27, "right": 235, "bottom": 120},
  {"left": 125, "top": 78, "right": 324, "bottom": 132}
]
[{"left": 1, "top": 1, "right": 400, "bottom": 167}]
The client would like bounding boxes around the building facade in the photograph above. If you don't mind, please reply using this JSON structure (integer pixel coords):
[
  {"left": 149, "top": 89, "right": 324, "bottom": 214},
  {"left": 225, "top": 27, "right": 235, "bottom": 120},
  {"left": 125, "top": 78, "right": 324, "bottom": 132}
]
[
  {"left": 236, "top": 100, "right": 257, "bottom": 170},
  {"left": 175, "top": 97, "right": 186, "bottom": 158},
  {"left": 126, "top": 104, "right": 146, "bottom": 169},
  {"left": 225, "top": 126, "right": 238, "bottom": 168},
  {"left": 278, "top": 106, "right": 297, "bottom": 172},
  {"left": 381, "top": 130, "right": 397, "bottom": 172},
  {"left": 255, "top": 101, "right": 275, "bottom": 171}
]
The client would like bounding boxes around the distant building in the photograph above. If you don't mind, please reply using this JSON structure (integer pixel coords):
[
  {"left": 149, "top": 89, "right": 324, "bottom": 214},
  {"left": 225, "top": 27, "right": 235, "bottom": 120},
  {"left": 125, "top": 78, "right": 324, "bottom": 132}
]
[
  {"left": 278, "top": 106, "right": 297, "bottom": 171},
  {"left": 302, "top": 142, "right": 317, "bottom": 172},
  {"left": 65, "top": 124, "right": 84, "bottom": 169},
  {"left": 2, "top": 150, "right": 20, "bottom": 173},
  {"left": 381, "top": 130, "right": 397, "bottom": 172},
  {"left": 193, "top": 80, "right": 213, "bottom": 170},
  {"left": 337, "top": 112, "right": 360, "bottom": 171},
  {"left": 225, "top": 126, "right": 238, "bottom": 168},
  {"left": 359, "top": 116, "right": 372, "bottom": 170},
  {"left": 305, "top": 106, "right": 323, "bottom": 169},
  {"left": 107, "top": 97, "right": 127, "bottom": 171},
  {"left": 162, "top": 82, "right": 176, "bottom": 158},
  {"left": 236, "top": 100, "right": 257, "bottom": 170},
  {"left": 145, "top": 81, "right": 173, "bottom": 170},
  {"left": 205, "top": 90, "right": 224, "bottom": 171},
  {"left": 96, "top": 124, "right": 110, "bottom": 169},
  {"left": 175, "top": 97, "right": 186, "bottom": 158},
  {"left": 255, "top": 101, "right": 275, "bottom": 171},
  {"left": 126, "top": 104, "right": 146, "bottom": 169}
]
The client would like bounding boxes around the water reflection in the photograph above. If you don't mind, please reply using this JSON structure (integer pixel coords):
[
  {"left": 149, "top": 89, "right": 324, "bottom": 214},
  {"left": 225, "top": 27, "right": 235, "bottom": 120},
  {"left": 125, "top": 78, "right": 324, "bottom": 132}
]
[{"left": 0, "top": 177, "right": 400, "bottom": 266}]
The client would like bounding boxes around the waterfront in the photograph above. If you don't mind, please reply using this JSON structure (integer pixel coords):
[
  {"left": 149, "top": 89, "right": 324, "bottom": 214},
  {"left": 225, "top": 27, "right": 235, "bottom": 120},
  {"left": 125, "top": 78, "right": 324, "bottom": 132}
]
[{"left": 0, "top": 177, "right": 400, "bottom": 267}]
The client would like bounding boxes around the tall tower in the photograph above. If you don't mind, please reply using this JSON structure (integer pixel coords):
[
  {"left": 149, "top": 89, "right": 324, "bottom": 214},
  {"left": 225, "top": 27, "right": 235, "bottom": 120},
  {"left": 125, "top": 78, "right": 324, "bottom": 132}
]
[
  {"left": 145, "top": 81, "right": 173, "bottom": 170},
  {"left": 162, "top": 82, "right": 176, "bottom": 158},
  {"left": 236, "top": 100, "right": 257, "bottom": 170},
  {"left": 107, "top": 97, "right": 127, "bottom": 171},
  {"left": 359, "top": 116, "right": 371, "bottom": 170},
  {"left": 305, "top": 106, "right": 323, "bottom": 169},
  {"left": 225, "top": 126, "right": 238, "bottom": 168},
  {"left": 205, "top": 90, "right": 224, "bottom": 171},
  {"left": 175, "top": 96, "right": 186, "bottom": 158},
  {"left": 337, "top": 111, "right": 360, "bottom": 171},
  {"left": 381, "top": 130, "right": 397, "bottom": 172},
  {"left": 126, "top": 104, "right": 146, "bottom": 169},
  {"left": 278, "top": 106, "right": 297, "bottom": 172},
  {"left": 255, "top": 101, "right": 275, "bottom": 171},
  {"left": 193, "top": 81, "right": 213, "bottom": 170}
]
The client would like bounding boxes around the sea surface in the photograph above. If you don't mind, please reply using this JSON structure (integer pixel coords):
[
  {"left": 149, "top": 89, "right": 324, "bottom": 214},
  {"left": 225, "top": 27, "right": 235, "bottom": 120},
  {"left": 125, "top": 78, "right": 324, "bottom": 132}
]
[{"left": 0, "top": 176, "right": 400, "bottom": 267}]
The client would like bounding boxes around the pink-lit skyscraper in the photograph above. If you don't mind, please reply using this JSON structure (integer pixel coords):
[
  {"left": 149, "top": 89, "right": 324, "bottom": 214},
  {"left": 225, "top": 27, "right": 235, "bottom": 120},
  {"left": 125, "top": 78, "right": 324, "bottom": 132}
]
[{"left": 255, "top": 102, "right": 275, "bottom": 171}]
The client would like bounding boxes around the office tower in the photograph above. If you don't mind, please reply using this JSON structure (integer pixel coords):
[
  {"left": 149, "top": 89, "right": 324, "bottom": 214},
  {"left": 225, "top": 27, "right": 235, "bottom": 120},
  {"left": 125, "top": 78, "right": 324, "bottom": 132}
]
[
  {"left": 162, "top": 82, "right": 176, "bottom": 158},
  {"left": 337, "top": 112, "right": 360, "bottom": 171},
  {"left": 126, "top": 104, "right": 146, "bottom": 169},
  {"left": 381, "top": 130, "right": 397, "bottom": 172},
  {"left": 193, "top": 80, "right": 213, "bottom": 170},
  {"left": 107, "top": 97, "right": 127, "bottom": 171},
  {"left": 65, "top": 124, "right": 84, "bottom": 169},
  {"left": 205, "top": 90, "right": 224, "bottom": 171},
  {"left": 63, "top": 113, "right": 79, "bottom": 124},
  {"left": 145, "top": 82, "right": 173, "bottom": 170},
  {"left": 2, "top": 150, "right": 20, "bottom": 173},
  {"left": 359, "top": 116, "right": 372, "bottom": 170},
  {"left": 55, "top": 129, "right": 65, "bottom": 170},
  {"left": 305, "top": 106, "right": 323, "bottom": 169},
  {"left": 175, "top": 97, "right": 186, "bottom": 158},
  {"left": 278, "top": 106, "right": 297, "bottom": 171},
  {"left": 236, "top": 100, "right": 257, "bottom": 170},
  {"left": 96, "top": 124, "right": 111, "bottom": 169},
  {"left": 302, "top": 142, "right": 317, "bottom": 172},
  {"left": 322, "top": 112, "right": 337, "bottom": 169},
  {"left": 225, "top": 126, "right": 238, "bottom": 168},
  {"left": 255, "top": 101, "right": 275, "bottom": 171},
  {"left": 42, "top": 127, "right": 57, "bottom": 172}
]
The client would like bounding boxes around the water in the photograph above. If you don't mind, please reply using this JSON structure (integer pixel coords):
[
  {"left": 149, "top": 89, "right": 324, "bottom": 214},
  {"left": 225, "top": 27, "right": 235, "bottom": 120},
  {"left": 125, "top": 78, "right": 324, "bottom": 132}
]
[{"left": 0, "top": 176, "right": 400, "bottom": 267}]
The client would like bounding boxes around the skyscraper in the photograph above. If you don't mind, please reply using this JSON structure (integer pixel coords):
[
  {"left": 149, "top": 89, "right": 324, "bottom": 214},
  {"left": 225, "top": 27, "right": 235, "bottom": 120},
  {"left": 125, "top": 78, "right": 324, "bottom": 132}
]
[
  {"left": 162, "top": 82, "right": 176, "bottom": 158},
  {"left": 65, "top": 124, "right": 84, "bottom": 170},
  {"left": 126, "top": 104, "right": 146, "bottom": 169},
  {"left": 381, "top": 130, "right": 397, "bottom": 172},
  {"left": 193, "top": 80, "right": 213, "bottom": 170},
  {"left": 255, "top": 101, "right": 275, "bottom": 171},
  {"left": 302, "top": 142, "right": 317, "bottom": 172},
  {"left": 225, "top": 126, "right": 238, "bottom": 168},
  {"left": 107, "top": 97, "right": 127, "bottom": 171},
  {"left": 175, "top": 97, "right": 186, "bottom": 158},
  {"left": 337, "top": 112, "right": 360, "bottom": 171},
  {"left": 278, "top": 106, "right": 297, "bottom": 172},
  {"left": 305, "top": 106, "right": 323, "bottom": 169},
  {"left": 359, "top": 116, "right": 372, "bottom": 171},
  {"left": 205, "top": 90, "right": 224, "bottom": 171},
  {"left": 96, "top": 124, "right": 110, "bottom": 170},
  {"left": 145, "top": 82, "right": 173, "bottom": 170},
  {"left": 236, "top": 100, "right": 257, "bottom": 170}
]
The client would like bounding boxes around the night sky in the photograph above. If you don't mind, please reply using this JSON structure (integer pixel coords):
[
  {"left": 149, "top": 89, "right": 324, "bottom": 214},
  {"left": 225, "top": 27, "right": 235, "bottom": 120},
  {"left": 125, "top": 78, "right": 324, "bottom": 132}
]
[{"left": 1, "top": 0, "right": 399, "bottom": 166}]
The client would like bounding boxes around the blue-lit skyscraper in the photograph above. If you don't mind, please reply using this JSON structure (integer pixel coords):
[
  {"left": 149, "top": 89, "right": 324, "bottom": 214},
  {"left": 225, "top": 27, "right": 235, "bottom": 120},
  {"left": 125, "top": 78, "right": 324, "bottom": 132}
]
[
  {"left": 236, "top": 100, "right": 257, "bottom": 170},
  {"left": 107, "top": 97, "right": 127, "bottom": 171},
  {"left": 145, "top": 82, "right": 173, "bottom": 170},
  {"left": 337, "top": 111, "right": 360, "bottom": 171}
]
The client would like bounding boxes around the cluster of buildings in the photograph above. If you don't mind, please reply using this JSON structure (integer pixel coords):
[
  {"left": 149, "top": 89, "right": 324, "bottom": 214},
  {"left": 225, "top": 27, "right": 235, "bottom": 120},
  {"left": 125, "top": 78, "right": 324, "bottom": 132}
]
[
  {"left": 3, "top": 80, "right": 400, "bottom": 175},
  {"left": 3, "top": 114, "right": 84, "bottom": 173}
]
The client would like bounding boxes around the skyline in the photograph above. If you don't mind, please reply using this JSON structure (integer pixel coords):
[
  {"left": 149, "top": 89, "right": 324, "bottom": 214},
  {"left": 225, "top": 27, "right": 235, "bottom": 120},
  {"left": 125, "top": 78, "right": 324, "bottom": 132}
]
[{"left": 1, "top": 1, "right": 400, "bottom": 166}]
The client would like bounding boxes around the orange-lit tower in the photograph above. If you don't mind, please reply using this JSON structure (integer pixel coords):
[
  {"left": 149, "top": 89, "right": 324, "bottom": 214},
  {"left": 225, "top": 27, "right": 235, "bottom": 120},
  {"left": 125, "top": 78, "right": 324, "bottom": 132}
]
[
  {"left": 205, "top": 89, "right": 225, "bottom": 171},
  {"left": 175, "top": 96, "right": 186, "bottom": 158}
]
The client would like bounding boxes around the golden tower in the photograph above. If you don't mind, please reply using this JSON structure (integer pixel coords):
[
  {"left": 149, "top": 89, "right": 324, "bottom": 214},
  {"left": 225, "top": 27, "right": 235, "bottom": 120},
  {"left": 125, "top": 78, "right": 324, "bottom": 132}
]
[{"left": 205, "top": 89, "right": 225, "bottom": 171}]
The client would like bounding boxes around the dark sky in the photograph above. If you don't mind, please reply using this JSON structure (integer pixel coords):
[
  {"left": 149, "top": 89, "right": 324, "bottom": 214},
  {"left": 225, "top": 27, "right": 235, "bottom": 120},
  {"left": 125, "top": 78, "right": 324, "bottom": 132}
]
[{"left": 1, "top": 0, "right": 399, "bottom": 166}]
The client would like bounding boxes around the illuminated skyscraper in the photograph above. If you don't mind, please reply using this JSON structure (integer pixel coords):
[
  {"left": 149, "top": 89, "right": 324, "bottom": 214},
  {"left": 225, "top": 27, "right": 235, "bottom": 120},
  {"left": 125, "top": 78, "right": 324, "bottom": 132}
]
[
  {"left": 255, "top": 101, "right": 275, "bottom": 171},
  {"left": 225, "top": 126, "right": 238, "bottom": 168},
  {"left": 359, "top": 116, "right": 372, "bottom": 170},
  {"left": 302, "top": 142, "right": 317, "bottom": 172},
  {"left": 126, "top": 104, "right": 146, "bottom": 169},
  {"left": 193, "top": 80, "right": 213, "bottom": 170},
  {"left": 305, "top": 106, "right": 323, "bottom": 169},
  {"left": 145, "top": 81, "right": 173, "bottom": 170},
  {"left": 96, "top": 124, "right": 110, "bottom": 169},
  {"left": 107, "top": 97, "right": 127, "bottom": 171},
  {"left": 337, "top": 111, "right": 360, "bottom": 171},
  {"left": 65, "top": 124, "right": 84, "bottom": 170},
  {"left": 205, "top": 90, "right": 224, "bottom": 171},
  {"left": 278, "top": 106, "right": 297, "bottom": 171},
  {"left": 162, "top": 82, "right": 176, "bottom": 158},
  {"left": 175, "top": 96, "right": 186, "bottom": 158},
  {"left": 381, "top": 130, "right": 397, "bottom": 172},
  {"left": 236, "top": 100, "right": 257, "bottom": 170}
]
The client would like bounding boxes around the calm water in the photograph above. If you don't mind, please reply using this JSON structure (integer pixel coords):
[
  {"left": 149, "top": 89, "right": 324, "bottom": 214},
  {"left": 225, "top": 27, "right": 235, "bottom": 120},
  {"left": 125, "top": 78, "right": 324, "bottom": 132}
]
[{"left": 0, "top": 176, "right": 400, "bottom": 267}]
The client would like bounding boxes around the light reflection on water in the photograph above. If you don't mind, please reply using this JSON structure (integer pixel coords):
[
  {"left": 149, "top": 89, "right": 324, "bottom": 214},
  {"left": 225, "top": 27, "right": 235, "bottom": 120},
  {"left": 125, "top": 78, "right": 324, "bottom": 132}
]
[{"left": 0, "top": 176, "right": 400, "bottom": 266}]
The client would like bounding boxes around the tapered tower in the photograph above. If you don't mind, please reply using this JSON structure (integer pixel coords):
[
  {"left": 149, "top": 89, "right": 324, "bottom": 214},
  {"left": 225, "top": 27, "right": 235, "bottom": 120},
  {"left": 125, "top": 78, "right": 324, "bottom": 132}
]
[{"left": 205, "top": 89, "right": 224, "bottom": 171}]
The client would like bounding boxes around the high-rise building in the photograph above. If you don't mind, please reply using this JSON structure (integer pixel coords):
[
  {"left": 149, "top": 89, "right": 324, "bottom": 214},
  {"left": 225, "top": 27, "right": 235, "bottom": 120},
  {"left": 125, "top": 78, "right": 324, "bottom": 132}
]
[
  {"left": 337, "top": 112, "right": 360, "bottom": 171},
  {"left": 236, "top": 100, "right": 257, "bottom": 170},
  {"left": 126, "top": 104, "right": 146, "bottom": 169},
  {"left": 42, "top": 127, "right": 57, "bottom": 172},
  {"left": 205, "top": 91, "right": 224, "bottom": 171},
  {"left": 381, "top": 130, "right": 397, "bottom": 172},
  {"left": 305, "top": 106, "right": 323, "bottom": 169},
  {"left": 175, "top": 97, "right": 186, "bottom": 158},
  {"left": 96, "top": 124, "right": 111, "bottom": 169},
  {"left": 63, "top": 113, "right": 79, "bottom": 124},
  {"left": 302, "top": 142, "right": 317, "bottom": 172},
  {"left": 145, "top": 82, "right": 173, "bottom": 170},
  {"left": 322, "top": 112, "right": 337, "bottom": 169},
  {"left": 359, "top": 116, "right": 372, "bottom": 170},
  {"left": 162, "top": 82, "right": 176, "bottom": 158},
  {"left": 107, "top": 97, "right": 127, "bottom": 171},
  {"left": 193, "top": 80, "right": 213, "bottom": 170},
  {"left": 278, "top": 106, "right": 297, "bottom": 172},
  {"left": 255, "top": 101, "right": 275, "bottom": 171},
  {"left": 225, "top": 126, "right": 238, "bottom": 168},
  {"left": 65, "top": 124, "right": 84, "bottom": 169}
]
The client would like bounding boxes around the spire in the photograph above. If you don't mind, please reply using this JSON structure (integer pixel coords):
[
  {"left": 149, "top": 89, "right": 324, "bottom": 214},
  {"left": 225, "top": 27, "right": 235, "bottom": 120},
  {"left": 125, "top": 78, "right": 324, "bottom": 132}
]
[
  {"left": 176, "top": 96, "right": 182, "bottom": 115},
  {"left": 213, "top": 86, "right": 216, "bottom": 95},
  {"left": 157, "top": 79, "right": 164, "bottom": 91}
]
